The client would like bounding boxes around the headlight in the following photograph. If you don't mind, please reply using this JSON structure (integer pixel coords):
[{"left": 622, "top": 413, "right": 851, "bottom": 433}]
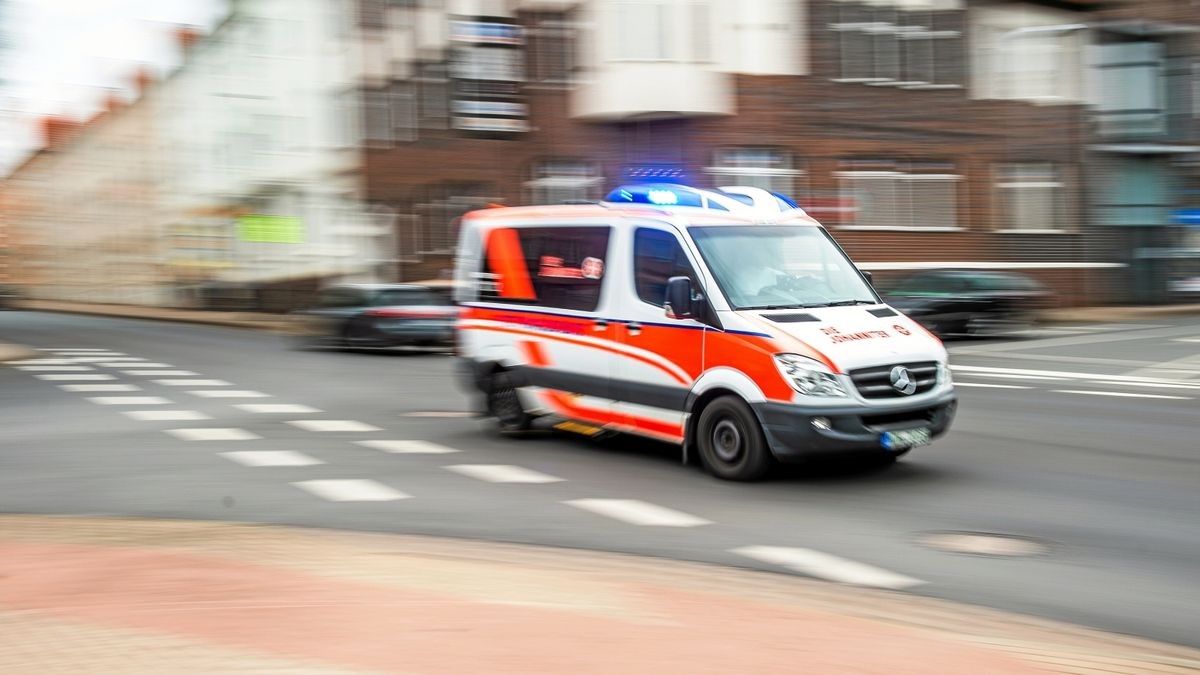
[
  {"left": 774, "top": 354, "right": 848, "bottom": 397},
  {"left": 941, "top": 363, "right": 953, "bottom": 386}
]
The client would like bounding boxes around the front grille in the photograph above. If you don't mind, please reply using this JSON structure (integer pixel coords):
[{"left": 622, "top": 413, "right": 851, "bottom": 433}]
[
  {"left": 862, "top": 407, "right": 936, "bottom": 429},
  {"left": 848, "top": 361, "right": 938, "bottom": 399}
]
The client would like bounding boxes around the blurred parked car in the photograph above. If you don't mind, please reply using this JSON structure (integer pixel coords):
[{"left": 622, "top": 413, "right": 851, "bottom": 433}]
[
  {"left": 883, "top": 270, "right": 1051, "bottom": 337},
  {"left": 291, "top": 283, "right": 457, "bottom": 349},
  {"left": 0, "top": 285, "right": 23, "bottom": 309}
]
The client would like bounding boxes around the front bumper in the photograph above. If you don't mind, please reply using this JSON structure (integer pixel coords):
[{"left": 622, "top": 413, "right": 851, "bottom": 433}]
[{"left": 751, "top": 391, "right": 957, "bottom": 461}]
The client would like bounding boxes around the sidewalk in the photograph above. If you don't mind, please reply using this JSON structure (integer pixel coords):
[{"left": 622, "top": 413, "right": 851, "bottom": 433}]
[{"left": 0, "top": 516, "right": 1195, "bottom": 674}]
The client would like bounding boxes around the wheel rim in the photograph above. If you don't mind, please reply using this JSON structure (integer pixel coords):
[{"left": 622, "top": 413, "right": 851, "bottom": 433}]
[{"left": 712, "top": 418, "right": 743, "bottom": 463}]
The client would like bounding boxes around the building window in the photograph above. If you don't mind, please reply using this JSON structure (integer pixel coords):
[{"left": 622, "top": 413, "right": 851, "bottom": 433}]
[
  {"left": 525, "top": 161, "right": 602, "bottom": 205},
  {"left": 838, "top": 160, "right": 960, "bottom": 230},
  {"left": 1096, "top": 42, "right": 1166, "bottom": 137},
  {"left": 633, "top": 228, "right": 699, "bottom": 307},
  {"left": 390, "top": 81, "right": 417, "bottom": 142},
  {"left": 526, "top": 12, "right": 576, "bottom": 86},
  {"left": 830, "top": 0, "right": 963, "bottom": 88},
  {"left": 416, "top": 63, "right": 449, "bottom": 129},
  {"left": 415, "top": 184, "right": 497, "bottom": 255},
  {"left": 996, "top": 164, "right": 1067, "bottom": 232},
  {"left": 480, "top": 226, "right": 611, "bottom": 312},
  {"left": 707, "top": 148, "right": 802, "bottom": 196},
  {"left": 362, "top": 88, "right": 392, "bottom": 147}
]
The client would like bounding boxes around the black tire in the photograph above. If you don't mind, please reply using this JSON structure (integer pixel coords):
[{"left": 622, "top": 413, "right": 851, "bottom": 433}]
[
  {"left": 696, "top": 396, "right": 773, "bottom": 481},
  {"left": 487, "top": 371, "right": 532, "bottom": 435}
]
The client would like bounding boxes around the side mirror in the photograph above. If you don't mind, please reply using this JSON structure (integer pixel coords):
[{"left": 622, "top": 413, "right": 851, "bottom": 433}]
[
  {"left": 665, "top": 276, "right": 695, "bottom": 319},
  {"left": 860, "top": 269, "right": 874, "bottom": 285}
]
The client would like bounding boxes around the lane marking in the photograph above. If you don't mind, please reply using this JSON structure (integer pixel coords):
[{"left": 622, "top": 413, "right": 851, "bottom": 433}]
[
  {"left": 354, "top": 440, "right": 460, "bottom": 454},
  {"left": 102, "top": 362, "right": 172, "bottom": 368},
  {"left": 189, "top": 390, "right": 270, "bottom": 398},
  {"left": 401, "top": 411, "right": 477, "bottom": 418},
  {"left": 292, "top": 479, "right": 410, "bottom": 502},
  {"left": 445, "top": 464, "right": 564, "bottom": 484},
  {"left": 59, "top": 384, "right": 142, "bottom": 392},
  {"left": 87, "top": 396, "right": 172, "bottom": 405},
  {"left": 731, "top": 546, "right": 924, "bottom": 589},
  {"left": 969, "top": 372, "right": 1067, "bottom": 382},
  {"left": 952, "top": 364, "right": 1196, "bottom": 387},
  {"left": 15, "top": 365, "right": 95, "bottom": 372},
  {"left": 287, "top": 420, "right": 382, "bottom": 432},
  {"left": 165, "top": 428, "right": 261, "bottom": 441},
  {"left": 43, "top": 348, "right": 116, "bottom": 352},
  {"left": 234, "top": 403, "right": 322, "bottom": 414},
  {"left": 152, "top": 379, "right": 232, "bottom": 386},
  {"left": 123, "top": 410, "right": 212, "bottom": 421},
  {"left": 1093, "top": 380, "right": 1200, "bottom": 391},
  {"left": 35, "top": 374, "right": 117, "bottom": 381},
  {"left": 220, "top": 450, "right": 323, "bottom": 467},
  {"left": 564, "top": 499, "right": 712, "bottom": 527},
  {"left": 953, "top": 382, "right": 1032, "bottom": 390},
  {"left": 125, "top": 370, "right": 197, "bottom": 376},
  {"left": 1052, "top": 389, "right": 1190, "bottom": 401},
  {"left": 9, "top": 358, "right": 82, "bottom": 366},
  {"left": 63, "top": 357, "right": 142, "bottom": 363},
  {"left": 1173, "top": 337, "right": 1200, "bottom": 344}
]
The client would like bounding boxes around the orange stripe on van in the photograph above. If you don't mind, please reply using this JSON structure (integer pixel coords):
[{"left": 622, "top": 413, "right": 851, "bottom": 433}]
[
  {"left": 485, "top": 228, "right": 536, "bottom": 300},
  {"left": 540, "top": 391, "right": 684, "bottom": 442}
]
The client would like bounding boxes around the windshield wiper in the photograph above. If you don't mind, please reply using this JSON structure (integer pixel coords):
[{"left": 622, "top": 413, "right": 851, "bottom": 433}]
[
  {"left": 815, "top": 299, "right": 877, "bottom": 307},
  {"left": 740, "top": 303, "right": 821, "bottom": 311}
]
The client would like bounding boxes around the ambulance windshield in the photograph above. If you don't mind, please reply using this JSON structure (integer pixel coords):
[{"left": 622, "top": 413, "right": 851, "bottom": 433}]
[{"left": 690, "top": 225, "right": 878, "bottom": 311}]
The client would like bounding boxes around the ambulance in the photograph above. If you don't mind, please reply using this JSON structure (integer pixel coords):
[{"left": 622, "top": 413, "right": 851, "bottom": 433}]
[{"left": 453, "top": 184, "right": 957, "bottom": 481}]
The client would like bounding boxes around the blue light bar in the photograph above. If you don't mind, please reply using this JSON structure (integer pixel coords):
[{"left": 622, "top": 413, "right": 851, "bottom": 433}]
[{"left": 604, "top": 183, "right": 704, "bottom": 208}]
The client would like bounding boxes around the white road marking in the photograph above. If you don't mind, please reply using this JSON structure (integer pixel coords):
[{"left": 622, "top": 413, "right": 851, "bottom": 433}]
[
  {"left": 952, "top": 364, "right": 1195, "bottom": 387},
  {"left": 125, "top": 370, "right": 198, "bottom": 376},
  {"left": 220, "top": 450, "right": 323, "bottom": 467},
  {"left": 64, "top": 357, "right": 141, "bottom": 363},
  {"left": 165, "top": 428, "right": 261, "bottom": 441},
  {"left": 1052, "top": 389, "right": 1190, "bottom": 401},
  {"left": 969, "top": 372, "right": 1067, "bottom": 382},
  {"left": 233, "top": 403, "right": 322, "bottom": 414},
  {"left": 354, "top": 440, "right": 461, "bottom": 454},
  {"left": 87, "top": 396, "right": 172, "bottom": 405},
  {"left": 35, "top": 374, "right": 117, "bottom": 381},
  {"left": 122, "top": 410, "right": 212, "bottom": 421},
  {"left": 101, "top": 362, "right": 172, "bottom": 368},
  {"left": 9, "top": 358, "right": 80, "bottom": 365},
  {"left": 292, "top": 479, "right": 410, "bottom": 502},
  {"left": 446, "top": 464, "right": 564, "bottom": 484},
  {"left": 565, "top": 499, "right": 712, "bottom": 527},
  {"left": 153, "top": 379, "right": 232, "bottom": 386},
  {"left": 731, "top": 546, "right": 924, "bottom": 589},
  {"left": 953, "top": 382, "right": 1033, "bottom": 390},
  {"left": 1093, "top": 380, "right": 1200, "bottom": 391},
  {"left": 1173, "top": 337, "right": 1200, "bottom": 344},
  {"left": 15, "top": 365, "right": 95, "bottom": 371},
  {"left": 189, "top": 390, "right": 270, "bottom": 398},
  {"left": 59, "top": 384, "right": 141, "bottom": 392},
  {"left": 44, "top": 348, "right": 116, "bottom": 352},
  {"left": 400, "top": 411, "right": 477, "bottom": 418},
  {"left": 287, "top": 419, "right": 382, "bottom": 432}
]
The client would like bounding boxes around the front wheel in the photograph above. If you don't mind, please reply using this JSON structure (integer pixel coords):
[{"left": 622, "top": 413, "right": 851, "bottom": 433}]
[
  {"left": 696, "top": 396, "right": 773, "bottom": 481},
  {"left": 487, "top": 371, "right": 533, "bottom": 435}
]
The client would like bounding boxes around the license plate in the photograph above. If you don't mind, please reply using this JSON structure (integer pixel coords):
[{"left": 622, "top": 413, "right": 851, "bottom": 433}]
[{"left": 881, "top": 427, "right": 931, "bottom": 451}]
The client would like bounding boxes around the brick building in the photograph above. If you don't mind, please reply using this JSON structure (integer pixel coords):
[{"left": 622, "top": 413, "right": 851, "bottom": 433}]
[{"left": 351, "top": 0, "right": 1200, "bottom": 306}]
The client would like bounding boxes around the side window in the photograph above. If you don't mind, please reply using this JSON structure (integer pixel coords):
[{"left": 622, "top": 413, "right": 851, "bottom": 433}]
[
  {"left": 481, "top": 226, "right": 610, "bottom": 312},
  {"left": 633, "top": 228, "right": 699, "bottom": 307},
  {"left": 318, "top": 288, "right": 364, "bottom": 307}
]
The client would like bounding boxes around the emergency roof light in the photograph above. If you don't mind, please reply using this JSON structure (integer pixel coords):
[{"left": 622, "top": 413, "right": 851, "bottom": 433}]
[{"left": 603, "top": 183, "right": 806, "bottom": 217}]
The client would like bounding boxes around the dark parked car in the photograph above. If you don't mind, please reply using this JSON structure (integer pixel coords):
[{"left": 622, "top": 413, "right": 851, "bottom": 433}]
[
  {"left": 292, "top": 283, "right": 458, "bottom": 349},
  {"left": 883, "top": 270, "right": 1051, "bottom": 337}
]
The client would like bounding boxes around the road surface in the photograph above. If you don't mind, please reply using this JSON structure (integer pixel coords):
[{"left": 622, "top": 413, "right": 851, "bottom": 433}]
[{"left": 1, "top": 310, "right": 1197, "bottom": 647}]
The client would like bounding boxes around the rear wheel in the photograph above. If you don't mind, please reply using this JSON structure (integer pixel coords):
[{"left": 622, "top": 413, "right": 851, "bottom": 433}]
[
  {"left": 696, "top": 396, "right": 773, "bottom": 481},
  {"left": 487, "top": 371, "right": 532, "bottom": 435}
]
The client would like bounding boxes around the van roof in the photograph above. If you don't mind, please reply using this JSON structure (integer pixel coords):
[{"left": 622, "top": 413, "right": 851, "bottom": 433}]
[{"left": 462, "top": 203, "right": 823, "bottom": 228}]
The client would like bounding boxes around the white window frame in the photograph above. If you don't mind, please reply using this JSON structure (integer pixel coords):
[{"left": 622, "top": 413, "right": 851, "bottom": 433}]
[
  {"left": 994, "top": 163, "right": 1072, "bottom": 234},
  {"left": 836, "top": 163, "right": 963, "bottom": 232},
  {"left": 829, "top": 0, "right": 963, "bottom": 89}
]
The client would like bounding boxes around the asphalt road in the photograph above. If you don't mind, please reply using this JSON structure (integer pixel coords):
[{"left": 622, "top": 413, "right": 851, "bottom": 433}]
[{"left": 1, "top": 310, "right": 1198, "bottom": 648}]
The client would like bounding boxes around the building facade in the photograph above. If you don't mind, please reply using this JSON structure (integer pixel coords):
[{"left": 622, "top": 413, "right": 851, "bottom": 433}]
[{"left": 352, "top": 0, "right": 1200, "bottom": 305}]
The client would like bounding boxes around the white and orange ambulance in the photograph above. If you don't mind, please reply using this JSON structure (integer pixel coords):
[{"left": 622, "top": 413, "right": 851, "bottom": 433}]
[{"left": 454, "top": 184, "right": 956, "bottom": 480}]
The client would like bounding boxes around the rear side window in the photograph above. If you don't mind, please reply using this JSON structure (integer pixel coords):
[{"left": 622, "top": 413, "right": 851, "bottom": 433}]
[
  {"left": 373, "top": 289, "right": 441, "bottom": 306},
  {"left": 318, "top": 288, "right": 367, "bottom": 307},
  {"left": 481, "top": 226, "right": 610, "bottom": 312},
  {"left": 633, "top": 228, "right": 698, "bottom": 307}
]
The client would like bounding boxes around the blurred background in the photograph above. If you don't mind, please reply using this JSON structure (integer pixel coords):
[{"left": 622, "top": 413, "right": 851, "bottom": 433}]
[{"left": 2, "top": 0, "right": 1200, "bottom": 312}]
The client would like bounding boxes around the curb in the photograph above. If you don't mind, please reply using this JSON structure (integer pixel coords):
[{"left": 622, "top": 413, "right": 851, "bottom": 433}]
[
  {"left": 1040, "top": 304, "right": 1200, "bottom": 324},
  {"left": 14, "top": 300, "right": 292, "bottom": 333}
]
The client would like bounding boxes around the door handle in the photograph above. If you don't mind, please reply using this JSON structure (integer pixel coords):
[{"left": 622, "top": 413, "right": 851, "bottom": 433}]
[
  {"left": 593, "top": 319, "right": 608, "bottom": 332},
  {"left": 627, "top": 322, "right": 642, "bottom": 336}
]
